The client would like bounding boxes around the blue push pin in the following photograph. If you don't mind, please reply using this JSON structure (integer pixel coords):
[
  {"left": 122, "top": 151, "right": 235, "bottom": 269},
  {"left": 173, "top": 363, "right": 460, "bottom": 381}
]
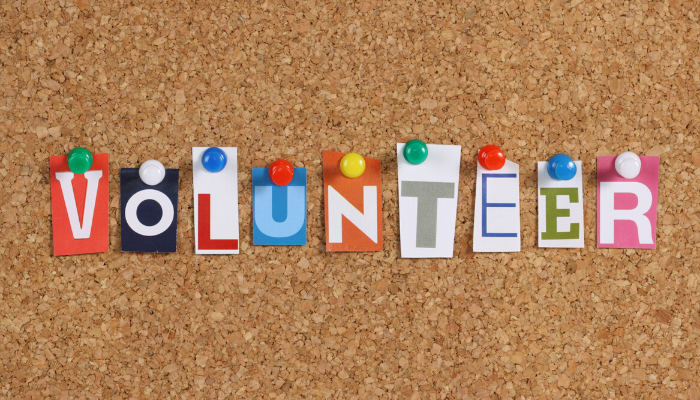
[
  {"left": 547, "top": 154, "right": 577, "bottom": 181},
  {"left": 202, "top": 147, "right": 227, "bottom": 172}
]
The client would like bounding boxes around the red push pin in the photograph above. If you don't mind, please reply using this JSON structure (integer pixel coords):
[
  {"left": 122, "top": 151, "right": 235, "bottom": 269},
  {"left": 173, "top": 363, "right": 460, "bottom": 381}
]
[
  {"left": 269, "top": 159, "right": 294, "bottom": 186},
  {"left": 478, "top": 145, "right": 506, "bottom": 170}
]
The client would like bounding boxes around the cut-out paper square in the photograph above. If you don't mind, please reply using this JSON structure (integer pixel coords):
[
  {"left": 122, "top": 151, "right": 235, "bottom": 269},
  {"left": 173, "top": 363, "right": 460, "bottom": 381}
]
[
  {"left": 597, "top": 156, "right": 659, "bottom": 249},
  {"left": 537, "top": 161, "right": 584, "bottom": 248},
  {"left": 193, "top": 147, "right": 240, "bottom": 254},
  {"left": 397, "top": 143, "right": 461, "bottom": 258},
  {"left": 120, "top": 168, "right": 179, "bottom": 253},
  {"left": 252, "top": 168, "right": 307, "bottom": 245},
  {"left": 323, "top": 151, "right": 382, "bottom": 252},
  {"left": 50, "top": 153, "right": 110, "bottom": 256},
  {"left": 473, "top": 160, "right": 521, "bottom": 252}
]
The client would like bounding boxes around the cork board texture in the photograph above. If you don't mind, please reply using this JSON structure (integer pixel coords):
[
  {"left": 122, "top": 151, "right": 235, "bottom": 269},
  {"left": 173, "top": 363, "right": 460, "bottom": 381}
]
[{"left": 1, "top": 0, "right": 700, "bottom": 398}]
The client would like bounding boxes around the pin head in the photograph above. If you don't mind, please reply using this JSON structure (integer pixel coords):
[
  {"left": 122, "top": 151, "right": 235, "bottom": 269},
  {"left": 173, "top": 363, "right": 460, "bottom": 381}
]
[
  {"left": 67, "top": 147, "right": 93, "bottom": 174},
  {"left": 403, "top": 139, "right": 429, "bottom": 165},
  {"left": 478, "top": 145, "right": 506, "bottom": 170},
  {"left": 615, "top": 151, "right": 641, "bottom": 179},
  {"left": 547, "top": 154, "right": 577, "bottom": 181},
  {"left": 139, "top": 160, "right": 166, "bottom": 186},
  {"left": 201, "top": 147, "right": 227, "bottom": 173},
  {"left": 339, "top": 153, "right": 366, "bottom": 178},
  {"left": 269, "top": 159, "right": 294, "bottom": 186}
]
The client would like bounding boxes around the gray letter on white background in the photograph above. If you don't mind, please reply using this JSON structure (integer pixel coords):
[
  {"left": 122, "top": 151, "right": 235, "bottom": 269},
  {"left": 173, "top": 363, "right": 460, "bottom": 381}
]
[{"left": 401, "top": 181, "right": 455, "bottom": 248}]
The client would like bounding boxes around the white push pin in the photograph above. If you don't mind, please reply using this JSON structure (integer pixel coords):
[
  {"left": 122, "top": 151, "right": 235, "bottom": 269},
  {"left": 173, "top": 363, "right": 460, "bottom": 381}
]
[
  {"left": 139, "top": 160, "right": 166, "bottom": 186},
  {"left": 615, "top": 151, "right": 642, "bottom": 179}
]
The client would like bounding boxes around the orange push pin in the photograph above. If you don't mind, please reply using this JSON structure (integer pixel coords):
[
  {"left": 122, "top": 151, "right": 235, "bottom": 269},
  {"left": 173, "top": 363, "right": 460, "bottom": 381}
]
[{"left": 478, "top": 145, "right": 506, "bottom": 170}]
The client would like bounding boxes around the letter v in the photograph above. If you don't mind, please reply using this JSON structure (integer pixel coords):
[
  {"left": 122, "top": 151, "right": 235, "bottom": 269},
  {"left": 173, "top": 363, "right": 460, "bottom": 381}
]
[{"left": 55, "top": 170, "right": 103, "bottom": 239}]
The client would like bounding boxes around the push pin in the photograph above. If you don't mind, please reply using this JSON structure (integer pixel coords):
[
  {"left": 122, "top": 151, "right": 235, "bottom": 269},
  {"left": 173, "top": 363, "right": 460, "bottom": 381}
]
[
  {"left": 615, "top": 151, "right": 641, "bottom": 179},
  {"left": 67, "top": 147, "right": 93, "bottom": 174},
  {"left": 201, "top": 147, "right": 227, "bottom": 173},
  {"left": 403, "top": 139, "right": 428, "bottom": 165},
  {"left": 547, "top": 154, "right": 577, "bottom": 181},
  {"left": 139, "top": 160, "right": 166, "bottom": 186},
  {"left": 340, "top": 152, "right": 366, "bottom": 178},
  {"left": 478, "top": 145, "right": 506, "bottom": 170},
  {"left": 269, "top": 159, "right": 294, "bottom": 186}
]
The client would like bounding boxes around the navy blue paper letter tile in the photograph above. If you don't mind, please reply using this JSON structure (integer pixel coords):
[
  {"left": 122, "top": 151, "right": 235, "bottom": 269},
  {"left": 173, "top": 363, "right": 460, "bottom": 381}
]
[{"left": 120, "top": 168, "right": 179, "bottom": 253}]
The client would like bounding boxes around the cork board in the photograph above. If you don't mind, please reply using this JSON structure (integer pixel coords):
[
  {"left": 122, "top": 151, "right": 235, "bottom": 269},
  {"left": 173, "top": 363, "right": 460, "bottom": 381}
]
[{"left": 1, "top": 0, "right": 700, "bottom": 398}]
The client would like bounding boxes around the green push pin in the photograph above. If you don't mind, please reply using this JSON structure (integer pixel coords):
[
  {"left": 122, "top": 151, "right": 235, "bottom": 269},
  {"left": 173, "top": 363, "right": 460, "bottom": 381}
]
[
  {"left": 67, "top": 147, "right": 93, "bottom": 174},
  {"left": 403, "top": 139, "right": 428, "bottom": 165}
]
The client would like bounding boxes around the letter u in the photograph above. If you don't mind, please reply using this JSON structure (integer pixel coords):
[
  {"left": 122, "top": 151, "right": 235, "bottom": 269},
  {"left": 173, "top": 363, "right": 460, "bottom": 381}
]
[{"left": 254, "top": 185, "right": 305, "bottom": 238}]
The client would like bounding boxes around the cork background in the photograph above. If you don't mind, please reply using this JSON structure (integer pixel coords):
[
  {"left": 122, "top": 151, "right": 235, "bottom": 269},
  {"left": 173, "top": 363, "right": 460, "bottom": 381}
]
[{"left": 1, "top": 0, "right": 700, "bottom": 398}]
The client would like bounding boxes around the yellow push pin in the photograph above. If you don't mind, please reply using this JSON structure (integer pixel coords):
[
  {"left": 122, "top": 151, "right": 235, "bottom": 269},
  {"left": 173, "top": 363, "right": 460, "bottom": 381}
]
[{"left": 340, "top": 153, "right": 366, "bottom": 178}]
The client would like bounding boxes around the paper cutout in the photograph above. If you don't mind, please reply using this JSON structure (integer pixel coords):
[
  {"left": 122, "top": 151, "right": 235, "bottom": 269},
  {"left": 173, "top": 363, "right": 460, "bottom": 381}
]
[
  {"left": 120, "top": 168, "right": 179, "bottom": 253},
  {"left": 537, "top": 161, "right": 584, "bottom": 248},
  {"left": 50, "top": 153, "right": 109, "bottom": 256},
  {"left": 193, "top": 147, "right": 240, "bottom": 254},
  {"left": 323, "top": 150, "right": 382, "bottom": 252},
  {"left": 252, "top": 167, "right": 307, "bottom": 245},
  {"left": 473, "top": 160, "right": 521, "bottom": 252},
  {"left": 397, "top": 143, "right": 461, "bottom": 258},
  {"left": 597, "top": 155, "right": 659, "bottom": 249}
]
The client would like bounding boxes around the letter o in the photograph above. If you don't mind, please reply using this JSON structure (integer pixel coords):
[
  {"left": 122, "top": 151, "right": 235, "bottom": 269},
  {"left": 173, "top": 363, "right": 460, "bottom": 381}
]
[{"left": 125, "top": 189, "right": 174, "bottom": 236}]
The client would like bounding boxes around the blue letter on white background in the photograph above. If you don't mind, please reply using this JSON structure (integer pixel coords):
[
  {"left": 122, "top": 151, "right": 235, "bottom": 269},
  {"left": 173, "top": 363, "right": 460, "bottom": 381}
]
[{"left": 473, "top": 160, "right": 520, "bottom": 252}]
